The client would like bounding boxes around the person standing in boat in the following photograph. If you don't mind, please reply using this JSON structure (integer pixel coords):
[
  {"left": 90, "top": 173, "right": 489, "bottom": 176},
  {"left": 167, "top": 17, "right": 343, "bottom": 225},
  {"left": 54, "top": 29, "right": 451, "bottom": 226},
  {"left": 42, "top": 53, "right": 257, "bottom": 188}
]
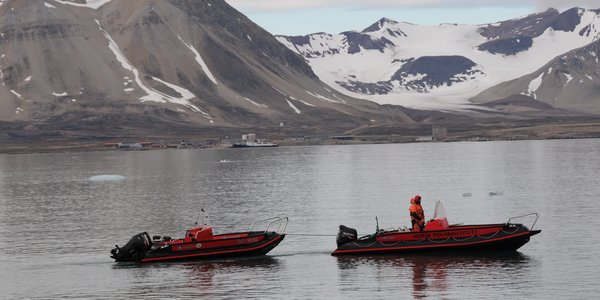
[{"left": 410, "top": 195, "right": 425, "bottom": 231}]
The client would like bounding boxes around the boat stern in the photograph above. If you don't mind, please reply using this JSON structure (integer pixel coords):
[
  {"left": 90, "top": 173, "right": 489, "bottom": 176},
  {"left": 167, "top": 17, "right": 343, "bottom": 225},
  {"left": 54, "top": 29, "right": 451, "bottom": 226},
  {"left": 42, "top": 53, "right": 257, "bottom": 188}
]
[{"left": 110, "top": 232, "right": 152, "bottom": 262}]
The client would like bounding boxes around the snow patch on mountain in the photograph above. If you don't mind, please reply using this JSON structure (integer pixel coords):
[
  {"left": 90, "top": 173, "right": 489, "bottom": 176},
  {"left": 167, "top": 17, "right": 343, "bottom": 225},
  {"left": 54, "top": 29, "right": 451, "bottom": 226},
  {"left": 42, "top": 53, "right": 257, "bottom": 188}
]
[
  {"left": 290, "top": 96, "right": 316, "bottom": 107},
  {"left": 285, "top": 99, "right": 301, "bottom": 114},
  {"left": 526, "top": 73, "right": 544, "bottom": 99},
  {"left": 54, "top": 0, "right": 112, "bottom": 9},
  {"left": 149, "top": 77, "right": 211, "bottom": 118},
  {"left": 243, "top": 97, "right": 268, "bottom": 108},
  {"left": 96, "top": 20, "right": 208, "bottom": 116},
  {"left": 305, "top": 90, "right": 344, "bottom": 103},
  {"left": 564, "top": 73, "right": 574, "bottom": 84},
  {"left": 10, "top": 90, "right": 22, "bottom": 99},
  {"left": 178, "top": 36, "right": 218, "bottom": 85}
]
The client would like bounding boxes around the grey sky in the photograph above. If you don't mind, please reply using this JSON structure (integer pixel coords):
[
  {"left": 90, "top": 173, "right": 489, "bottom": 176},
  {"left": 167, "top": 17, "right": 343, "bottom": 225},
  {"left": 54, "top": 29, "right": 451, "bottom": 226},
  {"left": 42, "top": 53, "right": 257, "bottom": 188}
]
[
  {"left": 226, "top": 0, "right": 598, "bottom": 12},
  {"left": 225, "top": 1, "right": 599, "bottom": 35}
]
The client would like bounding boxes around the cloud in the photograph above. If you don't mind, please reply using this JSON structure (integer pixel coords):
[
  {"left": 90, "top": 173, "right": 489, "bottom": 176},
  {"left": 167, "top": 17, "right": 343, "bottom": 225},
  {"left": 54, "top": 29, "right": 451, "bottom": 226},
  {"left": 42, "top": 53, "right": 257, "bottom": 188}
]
[
  {"left": 535, "top": 0, "right": 600, "bottom": 10},
  {"left": 226, "top": 0, "right": 530, "bottom": 13},
  {"left": 226, "top": 0, "right": 599, "bottom": 13}
]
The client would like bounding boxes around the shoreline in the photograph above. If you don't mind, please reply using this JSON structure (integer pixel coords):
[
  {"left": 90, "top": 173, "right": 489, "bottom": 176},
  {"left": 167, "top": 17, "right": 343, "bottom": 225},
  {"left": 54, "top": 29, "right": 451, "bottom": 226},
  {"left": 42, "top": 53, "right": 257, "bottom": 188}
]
[
  {"left": 3, "top": 120, "right": 600, "bottom": 155},
  {"left": 2, "top": 134, "right": 599, "bottom": 155}
]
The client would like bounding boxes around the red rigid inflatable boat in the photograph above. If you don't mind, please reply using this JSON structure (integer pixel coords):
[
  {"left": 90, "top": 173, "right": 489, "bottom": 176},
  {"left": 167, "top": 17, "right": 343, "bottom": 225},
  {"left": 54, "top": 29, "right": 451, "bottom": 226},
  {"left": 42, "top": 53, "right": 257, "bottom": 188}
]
[
  {"left": 332, "top": 202, "right": 540, "bottom": 256},
  {"left": 110, "top": 216, "right": 287, "bottom": 263}
]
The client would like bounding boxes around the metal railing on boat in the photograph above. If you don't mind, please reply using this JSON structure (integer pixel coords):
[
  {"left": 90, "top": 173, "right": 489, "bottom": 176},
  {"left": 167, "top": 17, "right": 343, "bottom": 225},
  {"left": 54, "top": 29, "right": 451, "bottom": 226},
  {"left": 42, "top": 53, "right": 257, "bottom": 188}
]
[
  {"left": 506, "top": 213, "right": 539, "bottom": 230},
  {"left": 249, "top": 217, "right": 288, "bottom": 235}
]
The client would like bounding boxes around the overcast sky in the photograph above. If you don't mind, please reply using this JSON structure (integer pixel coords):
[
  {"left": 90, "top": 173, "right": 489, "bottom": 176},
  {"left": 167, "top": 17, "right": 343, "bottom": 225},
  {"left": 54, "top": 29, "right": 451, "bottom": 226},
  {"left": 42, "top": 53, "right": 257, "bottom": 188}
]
[{"left": 225, "top": 0, "right": 600, "bottom": 35}]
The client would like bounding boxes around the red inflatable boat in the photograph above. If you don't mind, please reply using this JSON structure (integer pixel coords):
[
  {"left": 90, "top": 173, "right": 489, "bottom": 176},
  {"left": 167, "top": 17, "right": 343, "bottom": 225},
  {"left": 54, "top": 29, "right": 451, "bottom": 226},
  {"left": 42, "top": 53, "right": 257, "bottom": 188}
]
[
  {"left": 332, "top": 202, "right": 540, "bottom": 256},
  {"left": 111, "top": 216, "right": 287, "bottom": 263}
]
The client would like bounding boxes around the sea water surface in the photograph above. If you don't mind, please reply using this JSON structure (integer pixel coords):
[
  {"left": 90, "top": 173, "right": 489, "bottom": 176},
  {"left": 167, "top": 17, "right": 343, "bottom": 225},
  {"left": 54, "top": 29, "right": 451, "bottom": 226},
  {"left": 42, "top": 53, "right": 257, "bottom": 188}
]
[{"left": 1, "top": 139, "right": 599, "bottom": 299}]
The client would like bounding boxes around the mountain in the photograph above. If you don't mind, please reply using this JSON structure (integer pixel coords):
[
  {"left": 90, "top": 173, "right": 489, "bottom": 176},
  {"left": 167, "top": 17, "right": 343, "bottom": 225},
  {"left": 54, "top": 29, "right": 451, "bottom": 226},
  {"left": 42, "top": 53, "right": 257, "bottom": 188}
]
[
  {"left": 277, "top": 8, "right": 600, "bottom": 111},
  {"left": 471, "top": 39, "right": 600, "bottom": 113},
  {"left": 0, "top": 0, "right": 412, "bottom": 140}
]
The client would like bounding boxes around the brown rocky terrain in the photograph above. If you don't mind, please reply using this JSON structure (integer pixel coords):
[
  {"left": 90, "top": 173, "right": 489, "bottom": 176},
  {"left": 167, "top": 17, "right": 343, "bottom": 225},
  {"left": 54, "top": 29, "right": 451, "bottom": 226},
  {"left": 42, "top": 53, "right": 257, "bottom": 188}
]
[
  {"left": 1, "top": 1, "right": 599, "bottom": 154},
  {"left": 0, "top": 0, "right": 416, "bottom": 145}
]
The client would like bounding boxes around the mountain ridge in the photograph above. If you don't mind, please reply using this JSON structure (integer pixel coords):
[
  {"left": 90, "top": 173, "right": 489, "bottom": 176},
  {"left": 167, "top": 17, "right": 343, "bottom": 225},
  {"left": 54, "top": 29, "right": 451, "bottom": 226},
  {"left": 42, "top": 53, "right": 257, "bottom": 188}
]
[
  {"left": 277, "top": 7, "right": 600, "bottom": 112},
  {"left": 0, "top": 0, "right": 415, "bottom": 139}
]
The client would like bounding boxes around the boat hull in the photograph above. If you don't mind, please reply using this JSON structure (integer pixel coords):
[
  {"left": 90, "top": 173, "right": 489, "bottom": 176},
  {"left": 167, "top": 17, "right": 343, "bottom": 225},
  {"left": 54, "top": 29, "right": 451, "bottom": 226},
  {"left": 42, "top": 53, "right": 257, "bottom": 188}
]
[
  {"left": 112, "top": 232, "right": 285, "bottom": 263},
  {"left": 332, "top": 224, "right": 540, "bottom": 256},
  {"left": 143, "top": 233, "right": 284, "bottom": 263},
  {"left": 231, "top": 143, "right": 279, "bottom": 148}
]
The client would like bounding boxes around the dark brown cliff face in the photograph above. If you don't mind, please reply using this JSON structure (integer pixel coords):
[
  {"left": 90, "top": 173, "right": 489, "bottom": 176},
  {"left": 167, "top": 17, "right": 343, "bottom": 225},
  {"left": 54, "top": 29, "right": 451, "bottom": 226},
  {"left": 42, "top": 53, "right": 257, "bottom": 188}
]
[
  {"left": 477, "top": 8, "right": 591, "bottom": 56},
  {"left": 0, "top": 0, "right": 413, "bottom": 138}
]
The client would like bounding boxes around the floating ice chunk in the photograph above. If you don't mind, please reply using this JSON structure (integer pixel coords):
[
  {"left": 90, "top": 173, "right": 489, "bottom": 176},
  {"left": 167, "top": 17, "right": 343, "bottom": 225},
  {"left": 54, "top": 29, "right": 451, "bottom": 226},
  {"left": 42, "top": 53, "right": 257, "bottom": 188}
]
[{"left": 89, "top": 175, "right": 125, "bottom": 182}]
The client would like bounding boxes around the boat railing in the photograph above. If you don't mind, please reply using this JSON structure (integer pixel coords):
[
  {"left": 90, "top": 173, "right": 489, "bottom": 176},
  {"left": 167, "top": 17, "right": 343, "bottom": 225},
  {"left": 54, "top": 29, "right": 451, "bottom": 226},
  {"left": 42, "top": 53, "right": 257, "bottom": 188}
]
[
  {"left": 506, "top": 213, "right": 539, "bottom": 230},
  {"left": 249, "top": 217, "right": 289, "bottom": 235}
]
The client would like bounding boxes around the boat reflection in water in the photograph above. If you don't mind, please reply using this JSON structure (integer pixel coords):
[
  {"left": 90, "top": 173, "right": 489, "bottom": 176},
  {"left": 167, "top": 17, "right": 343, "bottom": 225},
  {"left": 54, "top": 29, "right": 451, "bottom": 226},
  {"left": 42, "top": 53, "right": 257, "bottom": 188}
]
[
  {"left": 336, "top": 252, "right": 532, "bottom": 299},
  {"left": 112, "top": 257, "right": 282, "bottom": 298},
  {"left": 187, "top": 257, "right": 282, "bottom": 297}
]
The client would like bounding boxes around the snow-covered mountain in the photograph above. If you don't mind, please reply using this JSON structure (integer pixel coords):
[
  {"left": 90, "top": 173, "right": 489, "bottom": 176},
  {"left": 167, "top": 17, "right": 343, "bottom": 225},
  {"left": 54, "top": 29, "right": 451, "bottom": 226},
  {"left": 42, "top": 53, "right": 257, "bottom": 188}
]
[
  {"left": 0, "top": 0, "right": 411, "bottom": 138},
  {"left": 472, "top": 38, "right": 600, "bottom": 113},
  {"left": 277, "top": 8, "right": 600, "bottom": 111}
]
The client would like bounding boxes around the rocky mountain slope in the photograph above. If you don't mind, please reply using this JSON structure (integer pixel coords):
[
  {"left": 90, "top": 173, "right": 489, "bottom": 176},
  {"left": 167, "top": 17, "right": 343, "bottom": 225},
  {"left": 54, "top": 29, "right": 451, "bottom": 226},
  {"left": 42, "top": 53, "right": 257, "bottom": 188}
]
[
  {"left": 0, "top": 0, "right": 414, "bottom": 139},
  {"left": 277, "top": 8, "right": 600, "bottom": 112}
]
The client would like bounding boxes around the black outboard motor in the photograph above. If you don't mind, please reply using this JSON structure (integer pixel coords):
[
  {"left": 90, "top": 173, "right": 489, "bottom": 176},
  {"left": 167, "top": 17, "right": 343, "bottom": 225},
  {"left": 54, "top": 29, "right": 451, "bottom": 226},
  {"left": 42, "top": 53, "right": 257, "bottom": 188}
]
[
  {"left": 110, "top": 232, "right": 152, "bottom": 262},
  {"left": 337, "top": 225, "right": 358, "bottom": 247}
]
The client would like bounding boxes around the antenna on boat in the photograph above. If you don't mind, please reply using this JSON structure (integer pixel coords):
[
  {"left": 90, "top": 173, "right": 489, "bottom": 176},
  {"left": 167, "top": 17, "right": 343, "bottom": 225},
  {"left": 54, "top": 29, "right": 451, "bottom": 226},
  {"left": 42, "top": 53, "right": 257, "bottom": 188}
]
[
  {"left": 201, "top": 208, "right": 210, "bottom": 226},
  {"left": 194, "top": 209, "right": 210, "bottom": 226}
]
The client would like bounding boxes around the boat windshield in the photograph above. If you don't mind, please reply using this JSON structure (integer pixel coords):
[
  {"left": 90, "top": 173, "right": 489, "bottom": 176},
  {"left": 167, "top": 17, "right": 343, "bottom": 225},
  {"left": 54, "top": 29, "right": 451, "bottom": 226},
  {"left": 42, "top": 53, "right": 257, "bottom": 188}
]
[{"left": 433, "top": 201, "right": 447, "bottom": 220}]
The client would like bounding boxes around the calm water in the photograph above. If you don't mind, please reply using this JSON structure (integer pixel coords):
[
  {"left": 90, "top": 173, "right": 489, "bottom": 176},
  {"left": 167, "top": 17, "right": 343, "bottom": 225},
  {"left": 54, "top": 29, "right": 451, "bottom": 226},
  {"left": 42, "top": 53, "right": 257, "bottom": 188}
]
[{"left": 1, "top": 140, "right": 600, "bottom": 299}]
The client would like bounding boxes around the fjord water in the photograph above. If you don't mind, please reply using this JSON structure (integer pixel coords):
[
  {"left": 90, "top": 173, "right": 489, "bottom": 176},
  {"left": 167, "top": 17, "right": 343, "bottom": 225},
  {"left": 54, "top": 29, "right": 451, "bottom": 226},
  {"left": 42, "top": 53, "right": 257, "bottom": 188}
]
[{"left": 1, "top": 140, "right": 599, "bottom": 299}]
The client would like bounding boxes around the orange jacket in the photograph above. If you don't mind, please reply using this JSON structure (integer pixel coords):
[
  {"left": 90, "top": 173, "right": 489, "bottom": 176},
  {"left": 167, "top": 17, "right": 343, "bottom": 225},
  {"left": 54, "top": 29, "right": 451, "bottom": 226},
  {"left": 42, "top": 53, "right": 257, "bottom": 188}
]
[{"left": 409, "top": 204, "right": 425, "bottom": 225}]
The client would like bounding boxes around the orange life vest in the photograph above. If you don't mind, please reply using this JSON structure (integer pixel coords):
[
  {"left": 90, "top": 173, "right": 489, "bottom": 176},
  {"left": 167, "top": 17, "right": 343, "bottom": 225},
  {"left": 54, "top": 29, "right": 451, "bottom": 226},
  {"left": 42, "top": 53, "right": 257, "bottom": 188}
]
[{"left": 409, "top": 203, "right": 425, "bottom": 231}]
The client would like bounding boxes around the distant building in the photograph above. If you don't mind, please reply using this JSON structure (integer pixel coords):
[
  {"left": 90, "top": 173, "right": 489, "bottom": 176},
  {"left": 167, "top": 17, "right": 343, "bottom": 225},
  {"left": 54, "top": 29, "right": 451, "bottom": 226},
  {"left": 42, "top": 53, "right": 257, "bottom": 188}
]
[
  {"left": 432, "top": 126, "right": 448, "bottom": 141},
  {"left": 117, "top": 141, "right": 143, "bottom": 150},
  {"left": 332, "top": 135, "right": 354, "bottom": 141},
  {"left": 416, "top": 136, "right": 433, "bottom": 142}
]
